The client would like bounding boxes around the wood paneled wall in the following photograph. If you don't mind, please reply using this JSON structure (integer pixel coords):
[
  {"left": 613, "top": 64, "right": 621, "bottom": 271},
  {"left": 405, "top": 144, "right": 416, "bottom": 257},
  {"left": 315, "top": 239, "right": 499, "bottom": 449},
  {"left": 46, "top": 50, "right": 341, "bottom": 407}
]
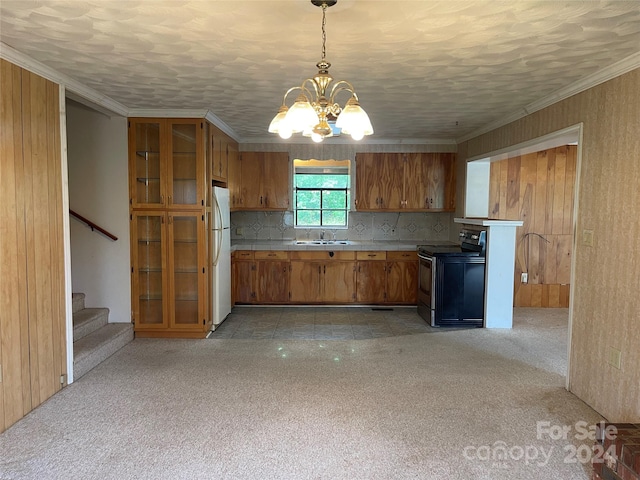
[
  {"left": 489, "top": 145, "right": 577, "bottom": 307},
  {"left": 458, "top": 68, "right": 640, "bottom": 422},
  {"left": 0, "top": 59, "right": 67, "bottom": 433}
]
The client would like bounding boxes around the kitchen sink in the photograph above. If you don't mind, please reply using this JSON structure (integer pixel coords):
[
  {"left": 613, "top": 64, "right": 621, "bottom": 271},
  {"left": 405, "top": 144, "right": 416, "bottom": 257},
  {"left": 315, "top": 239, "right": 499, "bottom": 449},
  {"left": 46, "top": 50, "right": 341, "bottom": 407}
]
[{"left": 295, "top": 240, "right": 351, "bottom": 245}]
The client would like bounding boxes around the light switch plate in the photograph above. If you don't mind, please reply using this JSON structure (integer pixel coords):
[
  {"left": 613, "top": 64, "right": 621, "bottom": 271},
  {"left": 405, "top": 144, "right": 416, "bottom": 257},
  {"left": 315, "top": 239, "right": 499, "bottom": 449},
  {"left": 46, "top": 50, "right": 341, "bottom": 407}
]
[{"left": 608, "top": 347, "right": 621, "bottom": 369}]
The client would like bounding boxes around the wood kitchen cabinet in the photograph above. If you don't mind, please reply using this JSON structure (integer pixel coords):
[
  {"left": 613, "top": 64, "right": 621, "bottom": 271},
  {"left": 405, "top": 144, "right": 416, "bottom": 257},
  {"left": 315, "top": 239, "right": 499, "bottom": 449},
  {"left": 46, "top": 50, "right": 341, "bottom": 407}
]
[
  {"left": 355, "top": 153, "right": 404, "bottom": 210},
  {"left": 207, "top": 122, "right": 232, "bottom": 183},
  {"left": 356, "top": 251, "right": 387, "bottom": 303},
  {"left": 131, "top": 211, "right": 208, "bottom": 337},
  {"left": 355, "top": 152, "right": 456, "bottom": 212},
  {"left": 129, "top": 117, "right": 211, "bottom": 338},
  {"left": 129, "top": 118, "right": 205, "bottom": 210},
  {"left": 232, "top": 251, "right": 290, "bottom": 304},
  {"left": 386, "top": 251, "right": 419, "bottom": 304},
  {"left": 232, "top": 251, "right": 255, "bottom": 304},
  {"left": 255, "top": 251, "right": 290, "bottom": 303},
  {"left": 289, "top": 251, "right": 356, "bottom": 304},
  {"left": 232, "top": 152, "right": 290, "bottom": 210}
]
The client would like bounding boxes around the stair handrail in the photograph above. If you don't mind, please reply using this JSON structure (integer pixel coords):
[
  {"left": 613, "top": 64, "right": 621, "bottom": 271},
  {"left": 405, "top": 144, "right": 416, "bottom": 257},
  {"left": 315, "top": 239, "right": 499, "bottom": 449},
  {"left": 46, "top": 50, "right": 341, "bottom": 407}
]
[{"left": 69, "top": 209, "right": 118, "bottom": 241}]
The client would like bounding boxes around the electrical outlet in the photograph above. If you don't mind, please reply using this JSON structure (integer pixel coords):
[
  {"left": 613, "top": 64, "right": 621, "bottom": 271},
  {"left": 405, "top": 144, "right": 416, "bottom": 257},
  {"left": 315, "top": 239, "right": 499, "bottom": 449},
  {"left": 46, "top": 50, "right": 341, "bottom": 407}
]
[
  {"left": 236, "top": 227, "right": 243, "bottom": 236},
  {"left": 608, "top": 347, "right": 622, "bottom": 369},
  {"left": 521, "top": 272, "right": 528, "bottom": 283},
  {"left": 582, "top": 229, "right": 594, "bottom": 246}
]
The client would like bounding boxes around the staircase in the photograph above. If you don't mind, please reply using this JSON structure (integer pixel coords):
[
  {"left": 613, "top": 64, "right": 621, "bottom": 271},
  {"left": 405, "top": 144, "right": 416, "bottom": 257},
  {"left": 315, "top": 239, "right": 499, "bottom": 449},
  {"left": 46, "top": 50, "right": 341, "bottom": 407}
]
[{"left": 72, "top": 293, "right": 134, "bottom": 380}]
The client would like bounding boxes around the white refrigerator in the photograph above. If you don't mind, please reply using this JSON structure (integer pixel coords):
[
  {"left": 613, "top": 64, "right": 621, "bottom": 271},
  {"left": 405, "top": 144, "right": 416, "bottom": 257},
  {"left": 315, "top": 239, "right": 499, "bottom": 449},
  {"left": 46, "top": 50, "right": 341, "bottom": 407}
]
[{"left": 211, "top": 186, "right": 231, "bottom": 329}]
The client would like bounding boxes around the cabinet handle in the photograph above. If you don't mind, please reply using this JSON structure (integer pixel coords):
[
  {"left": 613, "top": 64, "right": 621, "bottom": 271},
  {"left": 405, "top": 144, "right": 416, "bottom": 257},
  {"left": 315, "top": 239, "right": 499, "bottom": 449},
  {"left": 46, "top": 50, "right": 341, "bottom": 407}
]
[
  {"left": 168, "top": 195, "right": 172, "bottom": 205},
  {"left": 367, "top": 254, "right": 376, "bottom": 257},
  {"left": 267, "top": 253, "right": 276, "bottom": 257},
  {"left": 260, "top": 196, "right": 263, "bottom": 205},
  {"left": 160, "top": 195, "right": 164, "bottom": 204}
]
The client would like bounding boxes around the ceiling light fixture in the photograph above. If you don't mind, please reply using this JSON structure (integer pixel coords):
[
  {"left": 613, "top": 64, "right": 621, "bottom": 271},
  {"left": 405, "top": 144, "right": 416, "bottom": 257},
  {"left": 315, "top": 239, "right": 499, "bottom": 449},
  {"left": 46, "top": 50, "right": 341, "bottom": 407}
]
[{"left": 268, "top": 0, "right": 373, "bottom": 143}]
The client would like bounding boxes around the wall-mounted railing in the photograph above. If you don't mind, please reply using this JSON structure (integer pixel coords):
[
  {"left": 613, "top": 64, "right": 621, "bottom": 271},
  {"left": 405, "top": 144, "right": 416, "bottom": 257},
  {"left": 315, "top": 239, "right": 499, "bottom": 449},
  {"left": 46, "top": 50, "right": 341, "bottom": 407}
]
[{"left": 69, "top": 210, "right": 118, "bottom": 241}]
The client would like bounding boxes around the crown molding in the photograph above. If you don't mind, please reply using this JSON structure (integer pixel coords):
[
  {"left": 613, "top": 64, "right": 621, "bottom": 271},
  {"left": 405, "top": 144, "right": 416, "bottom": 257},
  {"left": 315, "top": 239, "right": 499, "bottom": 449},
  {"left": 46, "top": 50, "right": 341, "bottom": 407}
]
[
  {"left": 456, "top": 51, "right": 640, "bottom": 144},
  {"left": 204, "top": 110, "right": 241, "bottom": 143},
  {"left": 1, "top": 42, "right": 129, "bottom": 117},
  {"left": 244, "top": 135, "right": 457, "bottom": 146}
]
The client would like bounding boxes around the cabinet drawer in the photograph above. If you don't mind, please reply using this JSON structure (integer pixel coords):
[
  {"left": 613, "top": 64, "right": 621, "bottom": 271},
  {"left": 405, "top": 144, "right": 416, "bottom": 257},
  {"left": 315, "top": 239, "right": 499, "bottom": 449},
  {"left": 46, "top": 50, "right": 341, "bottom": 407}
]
[
  {"left": 386, "top": 251, "right": 417, "bottom": 261},
  {"left": 254, "top": 250, "right": 289, "bottom": 260},
  {"left": 290, "top": 251, "right": 356, "bottom": 261},
  {"left": 233, "top": 250, "right": 254, "bottom": 260},
  {"left": 356, "top": 251, "right": 386, "bottom": 261}
]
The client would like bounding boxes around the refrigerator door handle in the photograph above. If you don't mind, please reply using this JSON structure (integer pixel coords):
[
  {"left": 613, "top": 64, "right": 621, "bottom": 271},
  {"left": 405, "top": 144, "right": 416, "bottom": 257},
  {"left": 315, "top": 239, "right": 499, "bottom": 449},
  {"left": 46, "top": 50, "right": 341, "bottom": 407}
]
[{"left": 212, "top": 194, "right": 223, "bottom": 267}]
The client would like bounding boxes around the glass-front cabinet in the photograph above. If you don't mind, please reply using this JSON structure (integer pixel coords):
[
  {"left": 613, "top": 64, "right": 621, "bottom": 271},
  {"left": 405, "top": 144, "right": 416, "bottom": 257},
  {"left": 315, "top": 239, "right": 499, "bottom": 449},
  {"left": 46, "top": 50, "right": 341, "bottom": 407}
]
[
  {"left": 129, "top": 118, "right": 204, "bottom": 210},
  {"left": 131, "top": 211, "right": 207, "bottom": 335},
  {"left": 131, "top": 212, "right": 168, "bottom": 330},
  {"left": 168, "top": 212, "right": 206, "bottom": 330},
  {"left": 129, "top": 117, "right": 210, "bottom": 338}
]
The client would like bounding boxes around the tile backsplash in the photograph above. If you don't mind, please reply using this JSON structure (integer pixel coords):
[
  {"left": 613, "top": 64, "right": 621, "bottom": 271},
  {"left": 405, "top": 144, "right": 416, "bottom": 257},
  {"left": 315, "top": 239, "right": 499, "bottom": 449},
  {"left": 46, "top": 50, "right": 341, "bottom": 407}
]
[{"left": 231, "top": 211, "right": 455, "bottom": 243}]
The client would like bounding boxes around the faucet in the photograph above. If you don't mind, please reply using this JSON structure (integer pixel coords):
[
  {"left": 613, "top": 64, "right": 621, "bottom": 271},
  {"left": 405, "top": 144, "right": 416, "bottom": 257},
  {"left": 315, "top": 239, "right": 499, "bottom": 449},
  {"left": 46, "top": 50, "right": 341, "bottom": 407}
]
[{"left": 320, "top": 230, "right": 325, "bottom": 240}]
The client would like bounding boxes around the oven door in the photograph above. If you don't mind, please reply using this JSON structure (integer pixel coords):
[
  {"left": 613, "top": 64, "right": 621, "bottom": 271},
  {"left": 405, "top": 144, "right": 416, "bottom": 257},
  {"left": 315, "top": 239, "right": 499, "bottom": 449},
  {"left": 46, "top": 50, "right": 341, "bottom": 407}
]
[{"left": 417, "top": 253, "right": 435, "bottom": 325}]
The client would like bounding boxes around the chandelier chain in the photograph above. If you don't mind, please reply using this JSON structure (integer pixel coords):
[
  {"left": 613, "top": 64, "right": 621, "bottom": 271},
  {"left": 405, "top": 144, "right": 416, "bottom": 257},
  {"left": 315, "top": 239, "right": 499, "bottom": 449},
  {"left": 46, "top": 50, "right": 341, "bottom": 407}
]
[{"left": 321, "top": 4, "right": 327, "bottom": 61}]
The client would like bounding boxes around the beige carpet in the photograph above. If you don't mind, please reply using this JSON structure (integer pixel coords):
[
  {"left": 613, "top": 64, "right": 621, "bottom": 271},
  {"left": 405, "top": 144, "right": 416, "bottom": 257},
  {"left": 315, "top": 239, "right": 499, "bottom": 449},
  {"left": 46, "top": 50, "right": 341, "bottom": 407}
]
[{"left": 0, "top": 308, "right": 601, "bottom": 479}]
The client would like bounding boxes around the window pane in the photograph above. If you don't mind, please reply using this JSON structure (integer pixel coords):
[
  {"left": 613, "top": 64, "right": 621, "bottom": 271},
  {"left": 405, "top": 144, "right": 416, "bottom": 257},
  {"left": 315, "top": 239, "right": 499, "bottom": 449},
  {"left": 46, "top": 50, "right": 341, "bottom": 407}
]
[
  {"left": 296, "top": 190, "right": 321, "bottom": 209},
  {"left": 297, "top": 210, "right": 321, "bottom": 226},
  {"left": 322, "top": 190, "right": 347, "bottom": 209},
  {"left": 322, "top": 210, "right": 346, "bottom": 226},
  {"left": 295, "top": 174, "right": 348, "bottom": 189}
]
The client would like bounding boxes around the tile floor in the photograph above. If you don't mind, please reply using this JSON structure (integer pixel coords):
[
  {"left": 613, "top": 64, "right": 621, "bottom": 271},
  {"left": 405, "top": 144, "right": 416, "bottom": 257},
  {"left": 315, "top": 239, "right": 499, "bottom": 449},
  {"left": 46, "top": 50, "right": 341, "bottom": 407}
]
[{"left": 209, "top": 306, "right": 477, "bottom": 340}]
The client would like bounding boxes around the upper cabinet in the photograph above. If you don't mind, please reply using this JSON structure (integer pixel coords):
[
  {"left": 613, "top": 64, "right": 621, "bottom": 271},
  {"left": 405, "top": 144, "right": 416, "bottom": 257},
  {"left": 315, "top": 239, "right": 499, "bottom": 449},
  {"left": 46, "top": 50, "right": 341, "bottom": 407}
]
[
  {"left": 129, "top": 118, "right": 205, "bottom": 210},
  {"left": 207, "top": 121, "right": 238, "bottom": 184},
  {"left": 355, "top": 152, "right": 456, "bottom": 212},
  {"left": 355, "top": 153, "right": 404, "bottom": 210},
  {"left": 230, "top": 151, "right": 290, "bottom": 211}
]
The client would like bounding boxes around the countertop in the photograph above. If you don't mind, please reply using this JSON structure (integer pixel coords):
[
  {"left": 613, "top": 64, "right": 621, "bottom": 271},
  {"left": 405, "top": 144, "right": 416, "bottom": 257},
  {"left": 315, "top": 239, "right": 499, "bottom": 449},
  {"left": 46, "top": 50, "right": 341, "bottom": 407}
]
[{"left": 231, "top": 240, "right": 421, "bottom": 252}]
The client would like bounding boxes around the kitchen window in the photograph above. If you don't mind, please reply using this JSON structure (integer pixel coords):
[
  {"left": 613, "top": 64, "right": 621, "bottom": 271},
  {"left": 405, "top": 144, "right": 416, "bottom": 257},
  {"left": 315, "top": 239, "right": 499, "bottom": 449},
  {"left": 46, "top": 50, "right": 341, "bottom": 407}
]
[{"left": 294, "top": 159, "right": 351, "bottom": 228}]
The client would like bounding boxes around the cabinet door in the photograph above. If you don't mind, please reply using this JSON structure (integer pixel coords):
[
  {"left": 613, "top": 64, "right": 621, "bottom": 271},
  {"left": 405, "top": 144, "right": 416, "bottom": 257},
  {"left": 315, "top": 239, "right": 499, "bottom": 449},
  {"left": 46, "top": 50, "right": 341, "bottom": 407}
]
[
  {"left": 403, "top": 152, "right": 426, "bottom": 210},
  {"left": 355, "top": 153, "right": 403, "bottom": 210},
  {"left": 323, "top": 262, "right": 357, "bottom": 303},
  {"left": 239, "top": 152, "right": 264, "bottom": 209},
  {"left": 262, "top": 152, "right": 290, "bottom": 209},
  {"left": 168, "top": 119, "right": 204, "bottom": 208},
  {"left": 290, "top": 261, "right": 323, "bottom": 303},
  {"left": 228, "top": 143, "right": 242, "bottom": 209},
  {"left": 421, "top": 153, "right": 456, "bottom": 211},
  {"left": 168, "top": 212, "right": 205, "bottom": 329},
  {"left": 129, "top": 119, "right": 164, "bottom": 208},
  {"left": 256, "top": 260, "right": 289, "bottom": 303},
  {"left": 356, "top": 261, "right": 387, "bottom": 303},
  {"left": 233, "top": 261, "right": 255, "bottom": 303},
  {"left": 132, "top": 212, "right": 168, "bottom": 329},
  {"left": 386, "top": 260, "right": 418, "bottom": 304}
]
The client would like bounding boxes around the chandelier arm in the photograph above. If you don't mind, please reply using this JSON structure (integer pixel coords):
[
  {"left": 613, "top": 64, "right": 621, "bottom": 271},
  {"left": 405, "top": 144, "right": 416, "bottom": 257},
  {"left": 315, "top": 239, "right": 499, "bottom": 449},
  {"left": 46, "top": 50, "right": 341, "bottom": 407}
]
[
  {"left": 301, "top": 78, "right": 320, "bottom": 100},
  {"left": 327, "top": 80, "right": 358, "bottom": 103}
]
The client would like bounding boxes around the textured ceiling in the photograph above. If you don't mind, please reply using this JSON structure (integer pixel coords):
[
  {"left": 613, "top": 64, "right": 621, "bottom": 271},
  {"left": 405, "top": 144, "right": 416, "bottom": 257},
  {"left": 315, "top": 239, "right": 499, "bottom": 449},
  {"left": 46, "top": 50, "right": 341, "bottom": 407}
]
[{"left": 1, "top": 1, "right": 640, "bottom": 142}]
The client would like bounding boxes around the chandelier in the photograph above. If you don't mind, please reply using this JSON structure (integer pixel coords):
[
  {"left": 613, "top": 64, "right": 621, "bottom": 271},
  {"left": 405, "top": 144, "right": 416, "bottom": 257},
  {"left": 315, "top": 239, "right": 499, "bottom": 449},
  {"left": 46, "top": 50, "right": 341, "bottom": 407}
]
[{"left": 268, "top": 0, "right": 373, "bottom": 143}]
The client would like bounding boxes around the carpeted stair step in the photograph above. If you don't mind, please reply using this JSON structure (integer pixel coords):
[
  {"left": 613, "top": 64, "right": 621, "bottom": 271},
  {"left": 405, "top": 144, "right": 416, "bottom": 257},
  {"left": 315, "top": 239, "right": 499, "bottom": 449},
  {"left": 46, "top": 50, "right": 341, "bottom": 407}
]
[
  {"left": 73, "top": 307, "right": 109, "bottom": 342},
  {"left": 72, "top": 292, "right": 86, "bottom": 314},
  {"left": 73, "top": 324, "right": 134, "bottom": 380}
]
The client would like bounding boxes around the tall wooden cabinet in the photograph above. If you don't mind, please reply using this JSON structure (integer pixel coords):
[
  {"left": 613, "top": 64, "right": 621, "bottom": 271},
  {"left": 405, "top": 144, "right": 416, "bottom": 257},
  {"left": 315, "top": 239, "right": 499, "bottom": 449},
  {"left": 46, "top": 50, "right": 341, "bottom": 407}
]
[
  {"left": 355, "top": 152, "right": 456, "bottom": 211},
  {"left": 129, "top": 118, "right": 210, "bottom": 338},
  {"left": 1, "top": 60, "right": 67, "bottom": 433}
]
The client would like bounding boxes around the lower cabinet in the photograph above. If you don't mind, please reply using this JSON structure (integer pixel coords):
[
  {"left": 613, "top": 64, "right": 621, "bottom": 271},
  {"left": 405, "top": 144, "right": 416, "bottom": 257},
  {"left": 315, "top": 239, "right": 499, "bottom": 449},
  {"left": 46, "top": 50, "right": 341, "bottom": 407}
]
[
  {"left": 231, "top": 249, "right": 417, "bottom": 305},
  {"left": 356, "top": 252, "right": 387, "bottom": 303},
  {"left": 386, "top": 251, "right": 419, "bottom": 304},
  {"left": 131, "top": 211, "right": 209, "bottom": 337},
  {"left": 289, "top": 251, "right": 356, "bottom": 303},
  {"left": 232, "top": 251, "right": 290, "bottom": 304}
]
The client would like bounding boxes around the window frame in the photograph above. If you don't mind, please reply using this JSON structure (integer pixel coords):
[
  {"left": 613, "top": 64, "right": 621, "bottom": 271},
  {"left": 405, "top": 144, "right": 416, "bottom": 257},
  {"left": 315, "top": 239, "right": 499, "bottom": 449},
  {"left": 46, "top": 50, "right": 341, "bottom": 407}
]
[{"left": 293, "top": 160, "right": 351, "bottom": 229}]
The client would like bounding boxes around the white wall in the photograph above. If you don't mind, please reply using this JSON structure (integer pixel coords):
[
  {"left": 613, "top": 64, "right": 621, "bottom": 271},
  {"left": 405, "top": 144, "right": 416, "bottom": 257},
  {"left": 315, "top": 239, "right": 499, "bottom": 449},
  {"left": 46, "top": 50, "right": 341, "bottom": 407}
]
[{"left": 67, "top": 101, "right": 130, "bottom": 323}]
